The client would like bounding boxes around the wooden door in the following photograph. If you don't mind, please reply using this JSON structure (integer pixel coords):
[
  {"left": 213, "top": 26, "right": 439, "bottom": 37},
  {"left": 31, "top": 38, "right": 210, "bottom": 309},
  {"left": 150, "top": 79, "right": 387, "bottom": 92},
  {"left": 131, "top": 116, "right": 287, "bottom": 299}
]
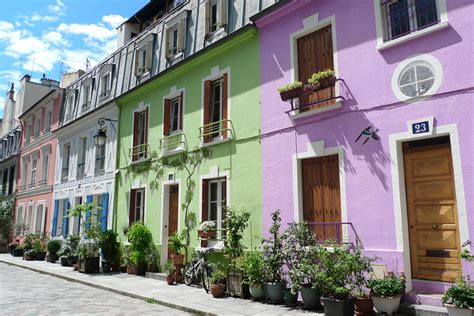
[
  {"left": 403, "top": 144, "right": 461, "bottom": 282},
  {"left": 301, "top": 155, "right": 341, "bottom": 242},
  {"left": 168, "top": 185, "right": 179, "bottom": 259},
  {"left": 297, "top": 25, "right": 335, "bottom": 111}
]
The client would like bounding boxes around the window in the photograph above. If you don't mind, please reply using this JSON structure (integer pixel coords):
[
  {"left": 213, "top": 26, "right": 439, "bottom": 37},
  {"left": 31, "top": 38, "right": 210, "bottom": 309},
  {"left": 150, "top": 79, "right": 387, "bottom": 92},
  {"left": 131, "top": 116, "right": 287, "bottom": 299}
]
[
  {"left": 30, "top": 158, "right": 37, "bottom": 188},
  {"left": 66, "top": 94, "right": 75, "bottom": 119},
  {"left": 391, "top": 54, "right": 443, "bottom": 101},
  {"left": 44, "top": 111, "right": 52, "bottom": 132},
  {"left": 129, "top": 188, "right": 145, "bottom": 225},
  {"left": 296, "top": 25, "right": 336, "bottom": 112},
  {"left": 72, "top": 197, "right": 82, "bottom": 235},
  {"left": 16, "top": 206, "right": 24, "bottom": 232},
  {"left": 132, "top": 109, "right": 148, "bottom": 161},
  {"left": 21, "top": 159, "right": 28, "bottom": 189},
  {"left": 82, "top": 85, "right": 91, "bottom": 109},
  {"left": 56, "top": 200, "right": 65, "bottom": 236},
  {"left": 202, "top": 75, "right": 228, "bottom": 143},
  {"left": 27, "top": 204, "right": 34, "bottom": 234},
  {"left": 33, "top": 116, "right": 41, "bottom": 138},
  {"left": 202, "top": 178, "right": 226, "bottom": 238},
  {"left": 205, "top": 0, "right": 227, "bottom": 36},
  {"left": 163, "top": 94, "right": 183, "bottom": 136},
  {"left": 95, "top": 134, "right": 106, "bottom": 172},
  {"left": 135, "top": 35, "right": 153, "bottom": 76},
  {"left": 25, "top": 124, "right": 31, "bottom": 144},
  {"left": 62, "top": 144, "right": 71, "bottom": 181},
  {"left": 165, "top": 18, "right": 185, "bottom": 59},
  {"left": 77, "top": 137, "right": 87, "bottom": 176},
  {"left": 40, "top": 153, "right": 49, "bottom": 186},
  {"left": 100, "top": 73, "right": 111, "bottom": 99},
  {"left": 381, "top": 0, "right": 438, "bottom": 41},
  {"left": 35, "top": 204, "right": 44, "bottom": 233},
  {"left": 168, "top": 24, "right": 179, "bottom": 56}
]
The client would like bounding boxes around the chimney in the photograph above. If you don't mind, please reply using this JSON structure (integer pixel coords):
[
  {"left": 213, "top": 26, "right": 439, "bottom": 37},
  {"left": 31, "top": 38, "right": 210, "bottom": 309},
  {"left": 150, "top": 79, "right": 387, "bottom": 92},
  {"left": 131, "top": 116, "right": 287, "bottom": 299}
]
[
  {"left": 8, "top": 83, "right": 14, "bottom": 101},
  {"left": 21, "top": 74, "right": 31, "bottom": 83}
]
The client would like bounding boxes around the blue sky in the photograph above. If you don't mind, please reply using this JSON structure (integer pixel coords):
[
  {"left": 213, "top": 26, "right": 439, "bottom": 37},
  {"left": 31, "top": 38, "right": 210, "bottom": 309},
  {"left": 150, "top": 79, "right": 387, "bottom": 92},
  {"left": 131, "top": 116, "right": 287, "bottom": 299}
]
[{"left": 0, "top": 0, "right": 149, "bottom": 118}]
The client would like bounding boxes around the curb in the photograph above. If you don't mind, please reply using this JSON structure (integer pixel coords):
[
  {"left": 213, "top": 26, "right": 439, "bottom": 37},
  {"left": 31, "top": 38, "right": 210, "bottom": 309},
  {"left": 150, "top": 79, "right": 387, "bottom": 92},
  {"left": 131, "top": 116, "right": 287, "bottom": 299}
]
[{"left": 0, "top": 259, "right": 214, "bottom": 316}]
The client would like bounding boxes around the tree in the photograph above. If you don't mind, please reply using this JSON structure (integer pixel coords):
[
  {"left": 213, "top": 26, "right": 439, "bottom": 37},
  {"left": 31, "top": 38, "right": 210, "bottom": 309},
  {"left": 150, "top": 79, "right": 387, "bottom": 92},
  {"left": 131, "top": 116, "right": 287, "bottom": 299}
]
[{"left": 0, "top": 193, "right": 14, "bottom": 248}]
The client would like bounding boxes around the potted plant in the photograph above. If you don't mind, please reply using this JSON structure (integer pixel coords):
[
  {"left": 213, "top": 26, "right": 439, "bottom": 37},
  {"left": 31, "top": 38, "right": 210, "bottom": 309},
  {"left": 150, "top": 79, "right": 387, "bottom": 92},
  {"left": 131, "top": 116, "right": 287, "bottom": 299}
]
[
  {"left": 78, "top": 242, "right": 100, "bottom": 273},
  {"left": 351, "top": 248, "right": 375, "bottom": 316},
  {"left": 127, "top": 222, "right": 153, "bottom": 276},
  {"left": 9, "top": 241, "right": 23, "bottom": 257},
  {"left": 34, "top": 237, "right": 47, "bottom": 261},
  {"left": 277, "top": 81, "right": 304, "bottom": 101},
  {"left": 24, "top": 248, "right": 36, "bottom": 261},
  {"left": 99, "top": 229, "right": 119, "bottom": 273},
  {"left": 168, "top": 231, "right": 185, "bottom": 267},
  {"left": 209, "top": 262, "right": 227, "bottom": 298},
  {"left": 241, "top": 250, "right": 266, "bottom": 300},
  {"left": 164, "top": 262, "right": 175, "bottom": 285},
  {"left": 198, "top": 221, "right": 216, "bottom": 247},
  {"left": 224, "top": 207, "right": 251, "bottom": 298},
  {"left": 367, "top": 273, "right": 405, "bottom": 315},
  {"left": 147, "top": 244, "right": 160, "bottom": 273},
  {"left": 65, "top": 234, "right": 80, "bottom": 266},
  {"left": 263, "top": 209, "right": 285, "bottom": 304},
  {"left": 442, "top": 242, "right": 474, "bottom": 316},
  {"left": 308, "top": 69, "right": 336, "bottom": 89},
  {"left": 47, "top": 240, "right": 62, "bottom": 263}
]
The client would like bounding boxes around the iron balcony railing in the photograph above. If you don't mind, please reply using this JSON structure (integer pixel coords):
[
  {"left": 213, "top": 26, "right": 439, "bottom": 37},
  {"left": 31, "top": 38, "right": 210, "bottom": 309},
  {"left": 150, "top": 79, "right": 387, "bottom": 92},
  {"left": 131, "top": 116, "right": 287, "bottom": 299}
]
[
  {"left": 307, "top": 221, "right": 362, "bottom": 248},
  {"left": 158, "top": 132, "right": 187, "bottom": 155},
  {"left": 38, "top": 179, "right": 47, "bottom": 187},
  {"left": 199, "top": 119, "right": 234, "bottom": 143},
  {"left": 381, "top": 0, "right": 439, "bottom": 42},
  {"left": 129, "top": 143, "right": 150, "bottom": 161}
]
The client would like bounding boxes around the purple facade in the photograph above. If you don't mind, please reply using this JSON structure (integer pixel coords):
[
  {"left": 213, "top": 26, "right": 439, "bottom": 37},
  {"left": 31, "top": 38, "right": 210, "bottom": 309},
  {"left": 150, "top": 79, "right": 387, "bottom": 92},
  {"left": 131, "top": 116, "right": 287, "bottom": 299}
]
[{"left": 255, "top": 0, "right": 473, "bottom": 296}]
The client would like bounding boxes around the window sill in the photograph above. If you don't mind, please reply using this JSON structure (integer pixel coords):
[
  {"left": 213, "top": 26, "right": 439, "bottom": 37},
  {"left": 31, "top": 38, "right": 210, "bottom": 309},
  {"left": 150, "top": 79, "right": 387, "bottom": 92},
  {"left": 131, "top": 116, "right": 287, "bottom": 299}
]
[
  {"left": 196, "top": 240, "right": 225, "bottom": 252},
  {"left": 201, "top": 137, "right": 232, "bottom": 148},
  {"left": 167, "top": 52, "right": 183, "bottom": 63},
  {"left": 205, "top": 27, "right": 227, "bottom": 45},
  {"left": 377, "top": 21, "right": 449, "bottom": 51},
  {"left": 289, "top": 102, "right": 342, "bottom": 120}
]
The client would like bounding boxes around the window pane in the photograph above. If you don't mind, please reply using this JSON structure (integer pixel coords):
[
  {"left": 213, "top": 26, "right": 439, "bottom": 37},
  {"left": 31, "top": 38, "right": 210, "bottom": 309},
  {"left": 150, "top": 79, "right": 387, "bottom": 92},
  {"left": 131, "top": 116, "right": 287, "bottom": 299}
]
[
  {"left": 416, "top": 65, "right": 434, "bottom": 81},
  {"left": 389, "top": 0, "right": 410, "bottom": 38},
  {"left": 400, "top": 67, "right": 415, "bottom": 85},
  {"left": 211, "top": 3, "right": 218, "bottom": 30},
  {"left": 35, "top": 205, "right": 43, "bottom": 233},
  {"left": 210, "top": 182, "right": 217, "bottom": 201},
  {"left": 417, "top": 79, "right": 434, "bottom": 95},
  {"left": 416, "top": 0, "right": 438, "bottom": 28},
  {"left": 211, "top": 82, "right": 221, "bottom": 123},
  {"left": 209, "top": 202, "right": 218, "bottom": 221},
  {"left": 401, "top": 84, "right": 417, "bottom": 97}
]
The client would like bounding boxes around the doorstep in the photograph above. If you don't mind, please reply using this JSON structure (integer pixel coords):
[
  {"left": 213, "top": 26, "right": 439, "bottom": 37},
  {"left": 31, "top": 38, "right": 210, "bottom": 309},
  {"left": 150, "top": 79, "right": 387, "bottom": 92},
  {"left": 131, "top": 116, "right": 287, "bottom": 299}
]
[
  {"left": 0, "top": 254, "right": 319, "bottom": 315},
  {"left": 399, "top": 302, "right": 448, "bottom": 316}
]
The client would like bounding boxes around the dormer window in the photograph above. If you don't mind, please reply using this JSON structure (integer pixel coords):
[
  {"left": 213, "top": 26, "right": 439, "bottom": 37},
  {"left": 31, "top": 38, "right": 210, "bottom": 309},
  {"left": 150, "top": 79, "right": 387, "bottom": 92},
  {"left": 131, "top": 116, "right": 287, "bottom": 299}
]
[
  {"left": 65, "top": 90, "right": 77, "bottom": 120},
  {"left": 134, "top": 34, "right": 154, "bottom": 77},
  {"left": 99, "top": 64, "right": 114, "bottom": 100},
  {"left": 82, "top": 78, "right": 94, "bottom": 110},
  {"left": 165, "top": 14, "right": 185, "bottom": 60},
  {"left": 205, "top": 0, "right": 227, "bottom": 36}
]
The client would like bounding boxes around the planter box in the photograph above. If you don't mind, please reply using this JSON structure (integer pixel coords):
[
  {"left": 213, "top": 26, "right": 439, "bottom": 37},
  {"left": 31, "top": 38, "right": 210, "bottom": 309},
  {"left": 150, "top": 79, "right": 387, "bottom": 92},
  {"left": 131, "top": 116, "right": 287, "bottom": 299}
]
[
  {"left": 445, "top": 304, "right": 474, "bottom": 316},
  {"left": 227, "top": 272, "right": 244, "bottom": 297},
  {"left": 249, "top": 284, "right": 266, "bottom": 300},
  {"left": 12, "top": 248, "right": 23, "bottom": 257},
  {"left": 321, "top": 297, "right": 355, "bottom": 316},
  {"left": 317, "top": 76, "right": 336, "bottom": 89},
  {"left": 79, "top": 257, "right": 100, "bottom": 274},
  {"left": 280, "top": 87, "right": 304, "bottom": 101},
  {"left": 132, "top": 262, "right": 147, "bottom": 276},
  {"left": 300, "top": 286, "right": 322, "bottom": 310},
  {"left": 372, "top": 296, "right": 401, "bottom": 316},
  {"left": 198, "top": 230, "right": 216, "bottom": 248}
]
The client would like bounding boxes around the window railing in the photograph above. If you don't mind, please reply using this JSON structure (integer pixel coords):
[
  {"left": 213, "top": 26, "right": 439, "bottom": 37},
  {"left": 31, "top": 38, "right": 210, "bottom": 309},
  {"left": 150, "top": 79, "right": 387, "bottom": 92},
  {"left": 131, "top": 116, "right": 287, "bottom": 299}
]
[
  {"left": 159, "top": 132, "right": 187, "bottom": 155},
  {"left": 77, "top": 162, "right": 86, "bottom": 176},
  {"left": 38, "top": 179, "right": 47, "bottom": 187},
  {"left": 28, "top": 182, "right": 36, "bottom": 189},
  {"left": 95, "top": 157, "right": 105, "bottom": 171},
  {"left": 61, "top": 167, "right": 69, "bottom": 181},
  {"left": 307, "top": 222, "right": 362, "bottom": 248},
  {"left": 199, "top": 119, "right": 234, "bottom": 143},
  {"left": 381, "top": 0, "right": 439, "bottom": 42},
  {"left": 129, "top": 143, "right": 150, "bottom": 161}
]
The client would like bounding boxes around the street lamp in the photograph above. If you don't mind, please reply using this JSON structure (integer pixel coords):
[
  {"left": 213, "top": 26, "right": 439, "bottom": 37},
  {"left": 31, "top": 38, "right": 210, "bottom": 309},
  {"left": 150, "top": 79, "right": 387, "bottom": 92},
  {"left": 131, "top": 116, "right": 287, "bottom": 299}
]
[{"left": 94, "top": 118, "right": 118, "bottom": 148}]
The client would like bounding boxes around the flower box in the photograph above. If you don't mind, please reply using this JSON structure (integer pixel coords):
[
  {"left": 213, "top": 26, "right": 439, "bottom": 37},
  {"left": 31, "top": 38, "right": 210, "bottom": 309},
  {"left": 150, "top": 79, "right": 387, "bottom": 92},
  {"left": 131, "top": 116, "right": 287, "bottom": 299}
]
[
  {"left": 198, "top": 229, "right": 216, "bottom": 247},
  {"left": 318, "top": 76, "right": 336, "bottom": 89},
  {"left": 280, "top": 87, "right": 304, "bottom": 101}
]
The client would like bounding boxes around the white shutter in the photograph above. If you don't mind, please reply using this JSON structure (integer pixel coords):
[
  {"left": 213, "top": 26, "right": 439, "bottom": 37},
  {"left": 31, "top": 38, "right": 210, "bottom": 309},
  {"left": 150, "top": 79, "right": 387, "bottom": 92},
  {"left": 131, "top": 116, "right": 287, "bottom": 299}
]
[
  {"left": 164, "top": 28, "right": 170, "bottom": 58},
  {"left": 177, "top": 17, "right": 186, "bottom": 52},
  {"left": 145, "top": 40, "right": 152, "bottom": 70},
  {"left": 134, "top": 49, "right": 140, "bottom": 76},
  {"left": 219, "top": 0, "right": 227, "bottom": 27},
  {"left": 204, "top": 0, "right": 210, "bottom": 35}
]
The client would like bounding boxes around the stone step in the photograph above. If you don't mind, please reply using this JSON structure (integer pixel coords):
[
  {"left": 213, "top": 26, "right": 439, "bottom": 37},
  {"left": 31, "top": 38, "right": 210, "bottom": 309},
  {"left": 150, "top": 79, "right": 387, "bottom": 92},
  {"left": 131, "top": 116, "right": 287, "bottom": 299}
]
[
  {"left": 405, "top": 291, "right": 444, "bottom": 307},
  {"left": 399, "top": 302, "right": 448, "bottom": 316},
  {"left": 145, "top": 272, "right": 167, "bottom": 281}
]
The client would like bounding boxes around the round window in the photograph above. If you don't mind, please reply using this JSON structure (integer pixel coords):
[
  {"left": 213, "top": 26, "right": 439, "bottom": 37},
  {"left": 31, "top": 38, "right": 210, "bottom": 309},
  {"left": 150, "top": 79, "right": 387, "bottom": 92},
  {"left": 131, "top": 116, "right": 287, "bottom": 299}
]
[
  {"left": 398, "top": 61, "right": 435, "bottom": 97},
  {"left": 391, "top": 54, "right": 443, "bottom": 102}
]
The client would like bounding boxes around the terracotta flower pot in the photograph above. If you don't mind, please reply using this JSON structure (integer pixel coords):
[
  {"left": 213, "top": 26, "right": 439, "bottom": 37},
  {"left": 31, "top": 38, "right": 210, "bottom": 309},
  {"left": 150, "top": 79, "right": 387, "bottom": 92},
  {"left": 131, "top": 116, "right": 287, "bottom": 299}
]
[
  {"left": 127, "top": 265, "right": 133, "bottom": 274},
  {"left": 210, "top": 283, "right": 226, "bottom": 298},
  {"left": 171, "top": 254, "right": 184, "bottom": 266},
  {"left": 355, "top": 296, "right": 374, "bottom": 315}
]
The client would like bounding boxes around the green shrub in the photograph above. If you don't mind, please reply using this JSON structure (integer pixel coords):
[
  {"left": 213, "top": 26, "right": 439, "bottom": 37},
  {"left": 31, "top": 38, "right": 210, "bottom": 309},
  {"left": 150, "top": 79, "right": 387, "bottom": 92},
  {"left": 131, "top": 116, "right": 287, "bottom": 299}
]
[
  {"left": 127, "top": 222, "right": 153, "bottom": 264},
  {"left": 368, "top": 274, "right": 405, "bottom": 298},
  {"left": 47, "top": 240, "right": 61, "bottom": 254},
  {"left": 442, "top": 276, "right": 474, "bottom": 308},
  {"left": 308, "top": 69, "right": 336, "bottom": 85},
  {"left": 241, "top": 250, "right": 265, "bottom": 286},
  {"left": 277, "top": 81, "right": 303, "bottom": 93}
]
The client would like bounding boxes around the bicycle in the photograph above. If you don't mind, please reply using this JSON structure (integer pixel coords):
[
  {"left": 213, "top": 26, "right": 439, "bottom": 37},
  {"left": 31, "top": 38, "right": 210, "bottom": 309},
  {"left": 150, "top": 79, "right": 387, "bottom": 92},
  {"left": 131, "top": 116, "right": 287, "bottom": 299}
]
[{"left": 183, "top": 248, "right": 214, "bottom": 293}]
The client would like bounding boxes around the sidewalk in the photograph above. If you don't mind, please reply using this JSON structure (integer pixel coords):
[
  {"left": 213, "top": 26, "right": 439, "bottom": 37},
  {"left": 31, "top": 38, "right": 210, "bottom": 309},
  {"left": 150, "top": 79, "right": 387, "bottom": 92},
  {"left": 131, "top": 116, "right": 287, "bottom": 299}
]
[{"left": 0, "top": 254, "right": 317, "bottom": 315}]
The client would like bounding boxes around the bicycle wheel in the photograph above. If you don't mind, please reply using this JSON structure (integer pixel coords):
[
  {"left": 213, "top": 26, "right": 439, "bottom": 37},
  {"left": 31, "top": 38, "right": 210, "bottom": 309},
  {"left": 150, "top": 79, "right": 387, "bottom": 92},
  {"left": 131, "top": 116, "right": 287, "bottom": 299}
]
[
  {"left": 201, "top": 264, "right": 212, "bottom": 293},
  {"left": 184, "top": 262, "right": 194, "bottom": 286}
]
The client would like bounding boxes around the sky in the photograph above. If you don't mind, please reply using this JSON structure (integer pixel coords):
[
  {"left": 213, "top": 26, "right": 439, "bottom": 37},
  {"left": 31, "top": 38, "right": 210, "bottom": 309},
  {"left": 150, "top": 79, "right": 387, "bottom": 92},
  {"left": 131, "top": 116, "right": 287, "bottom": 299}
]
[{"left": 0, "top": 0, "right": 149, "bottom": 118}]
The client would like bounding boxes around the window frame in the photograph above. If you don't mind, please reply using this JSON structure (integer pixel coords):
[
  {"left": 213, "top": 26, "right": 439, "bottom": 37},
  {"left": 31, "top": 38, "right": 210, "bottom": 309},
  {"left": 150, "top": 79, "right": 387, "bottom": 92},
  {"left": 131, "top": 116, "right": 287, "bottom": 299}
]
[
  {"left": 170, "top": 96, "right": 182, "bottom": 134},
  {"left": 207, "top": 178, "right": 226, "bottom": 239},
  {"left": 77, "top": 137, "right": 87, "bottom": 176},
  {"left": 30, "top": 158, "right": 37, "bottom": 188},
  {"left": 99, "top": 72, "right": 112, "bottom": 100},
  {"left": 129, "top": 188, "right": 146, "bottom": 225},
  {"left": 95, "top": 131, "right": 106, "bottom": 172},
  {"left": 132, "top": 107, "right": 149, "bottom": 161},
  {"left": 62, "top": 143, "right": 71, "bottom": 181}
]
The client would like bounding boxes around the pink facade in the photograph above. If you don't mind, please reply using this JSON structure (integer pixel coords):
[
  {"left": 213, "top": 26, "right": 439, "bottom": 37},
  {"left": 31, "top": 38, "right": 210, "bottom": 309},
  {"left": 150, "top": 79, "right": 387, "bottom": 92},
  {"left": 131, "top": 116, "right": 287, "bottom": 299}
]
[
  {"left": 15, "top": 90, "right": 62, "bottom": 237},
  {"left": 255, "top": 0, "right": 473, "bottom": 295}
]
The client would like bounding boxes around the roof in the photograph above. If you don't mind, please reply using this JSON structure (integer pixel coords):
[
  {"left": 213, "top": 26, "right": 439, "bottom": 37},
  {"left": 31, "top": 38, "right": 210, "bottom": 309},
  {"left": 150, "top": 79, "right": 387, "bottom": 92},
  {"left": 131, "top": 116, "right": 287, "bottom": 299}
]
[
  {"left": 249, "top": 0, "right": 290, "bottom": 22},
  {"left": 124, "top": 0, "right": 166, "bottom": 24},
  {"left": 19, "top": 89, "right": 59, "bottom": 119}
]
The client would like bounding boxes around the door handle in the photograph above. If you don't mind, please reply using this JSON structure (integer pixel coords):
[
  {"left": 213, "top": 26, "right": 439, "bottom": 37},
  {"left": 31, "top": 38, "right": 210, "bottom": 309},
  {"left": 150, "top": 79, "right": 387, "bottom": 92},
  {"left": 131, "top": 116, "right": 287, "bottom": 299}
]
[
  {"left": 432, "top": 224, "right": 438, "bottom": 230},
  {"left": 164, "top": 225, "right": 167, "bottom": 228}
]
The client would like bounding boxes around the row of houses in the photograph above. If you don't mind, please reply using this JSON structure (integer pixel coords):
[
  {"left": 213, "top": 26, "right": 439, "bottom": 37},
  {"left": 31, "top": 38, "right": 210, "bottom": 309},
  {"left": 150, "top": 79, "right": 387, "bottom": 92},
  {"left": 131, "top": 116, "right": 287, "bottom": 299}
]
[{"left": 1, "top": 0, "right": 472, "bottom": 302}]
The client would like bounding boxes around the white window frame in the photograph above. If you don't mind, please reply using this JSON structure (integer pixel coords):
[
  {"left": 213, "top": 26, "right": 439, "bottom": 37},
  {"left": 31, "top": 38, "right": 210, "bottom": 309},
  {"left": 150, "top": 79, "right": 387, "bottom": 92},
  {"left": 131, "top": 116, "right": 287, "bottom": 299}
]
[
  {"left": 82, "top": 85, "right": 91, "bottom": 110},
  {"left": 210, "top": 78, "right": 224, "bottom": 141},
  {"left": 374, "top": 0, "right": 448, "bottom": 50},
  {"left": 135, "top": 34, "right": 154, "bottom": 76},
  {"left": 131, "top": 188, "right": 146, "bottom": 224},
  {"left": 77, "top": 137, "right": 87, "bottom": 176},
  {"left": 208, "top": 178, "right": 226, "bottom": 239},
  {"left": 170, "top": 96, "right": 181, "bottom": 134},
  {"left": 44, "top": 111, "right": 52, "bottom": 132},
  {"left": 391, "top": 54, "right": 443, "bottom": 102},
  {"left": 30, "top": 158, "right": 37, "bottom": 188},
  {"left": 56, "top": 199, "right": 65, "bottom": 236},
  {"left": 168, "top": 23, "right": 179, "bottom": 57},
  {"left": 16, "top": 205, "right": 25, "bottom": 229},
  {"left": 62, "top": 143, "right": 71, "bottom": 181},
  {"left": 26, "top": 204, "right": 34, "bottom": 234},
  {"left": 65, "top": 91, "right": 77, "bottom": 120},
  {"left": 21, "top": 157, "right": 28, "bottom": 189},
  {"left": 35, "top": 203, "right": 46, "bottom": 234},
  {"left": 99, "top": 72, "right": 112, "bottom": 100},
  {"left": 40, "top": 145, "right": 51, "bottom": 185},
  {"left": 95, "top": 131, "right": 106, "bottom": 172},
  {"left": 33, "top": 115, "right": 41, "bottom": 138}
]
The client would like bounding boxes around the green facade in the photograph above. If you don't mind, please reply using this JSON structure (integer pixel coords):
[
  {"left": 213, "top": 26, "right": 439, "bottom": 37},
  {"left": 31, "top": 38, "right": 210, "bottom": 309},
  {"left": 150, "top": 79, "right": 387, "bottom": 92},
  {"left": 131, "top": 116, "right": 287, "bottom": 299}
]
[{"left": 114, "top": 28, "right": 262, "bottom": 262}]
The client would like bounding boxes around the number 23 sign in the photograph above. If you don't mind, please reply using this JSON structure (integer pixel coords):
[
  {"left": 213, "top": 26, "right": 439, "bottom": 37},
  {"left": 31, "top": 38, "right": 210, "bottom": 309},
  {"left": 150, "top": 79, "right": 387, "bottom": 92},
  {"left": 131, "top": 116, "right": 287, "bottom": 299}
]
[{"left": 407, "top": 117, "right": 434, "bottom": 136}]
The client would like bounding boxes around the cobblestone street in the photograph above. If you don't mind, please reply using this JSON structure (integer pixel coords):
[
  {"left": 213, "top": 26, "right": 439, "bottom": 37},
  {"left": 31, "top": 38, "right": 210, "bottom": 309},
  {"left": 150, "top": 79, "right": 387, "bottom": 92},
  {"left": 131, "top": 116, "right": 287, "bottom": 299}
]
[{"left": 0, "top": 263, "right": 189, "bottom": 316}]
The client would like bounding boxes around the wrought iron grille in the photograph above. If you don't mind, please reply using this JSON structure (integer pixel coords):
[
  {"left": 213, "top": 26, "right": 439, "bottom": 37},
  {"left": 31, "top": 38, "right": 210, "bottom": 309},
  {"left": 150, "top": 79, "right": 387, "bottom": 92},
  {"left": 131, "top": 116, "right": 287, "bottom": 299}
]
[{"left": 381, "top": 0, "right": 438, "bottom": 41}]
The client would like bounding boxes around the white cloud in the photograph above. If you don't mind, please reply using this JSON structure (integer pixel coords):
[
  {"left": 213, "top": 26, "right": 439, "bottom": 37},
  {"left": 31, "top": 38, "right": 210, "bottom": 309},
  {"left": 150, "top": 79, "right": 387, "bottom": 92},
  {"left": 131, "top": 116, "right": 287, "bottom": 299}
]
[
  {"left": 47, "top": 0, "right": 66, "bottom": 15},
  {"left": 102, "top": 15, "right": 125, "bottom": 28},
  {"left": 31, "top": 14, "right": 58, "bottom": 23},
  {"left": 43, "top": 31, "right": 64, "bottom": 45},
  {"left": 0, "top": 21, "right": 14, "bottom": 40},
  {"left": 58, "top": 23, "right": 115, "bottom": 41}
]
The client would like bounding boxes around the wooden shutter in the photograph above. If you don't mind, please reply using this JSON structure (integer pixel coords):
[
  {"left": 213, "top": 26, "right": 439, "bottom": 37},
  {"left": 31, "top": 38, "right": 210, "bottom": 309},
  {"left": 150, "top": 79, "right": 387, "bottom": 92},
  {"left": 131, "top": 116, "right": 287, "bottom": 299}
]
[
  {"left": 203, "top": 80, "right": 212, "bottom": 143},
  {"left": 129, "top": 190, "right": 136, "bottom": 226},
  {"left": 222, "top": 74, "right": 228, "bottom": 139},
  {"left": 144, "top": 108, "right": 149, "bottom": 158},
  {"left": 179, "top": 92, "right": 184, "bottom": 131},
  {"left": 297, "top": 25, "right": 334, "bottom": 111},
  {"left": 134, "top": 49, "right": 139, "bottom": 76},
  {"left": 62, "top": 200, "right": 70, "bottom": 237},
  {"left": 101, "top": 193, "right": 109, "bottom": 232},
  {"left": 164, "top": 28, "right": 170, "bottom": 58},
  {"left": 132, "top": 112, "right": 139, "bottom": 161},
  {"left": 52, "top": 200, "right": 59, "bottom": 236},
  {"left": 177, "top": 17, "right": 185, "bottom": 52},
  {"left": 145, "top": 41, "right": 152, "bottom": 70},
  {"left": 202, "top": 180, "right": 209, "bottom": 221},
  {"left": 204, "top": 0, "right": 211, "bottom": 35},
  {"left": 163, "top": 98, "right": 171, "bottom": 136}
]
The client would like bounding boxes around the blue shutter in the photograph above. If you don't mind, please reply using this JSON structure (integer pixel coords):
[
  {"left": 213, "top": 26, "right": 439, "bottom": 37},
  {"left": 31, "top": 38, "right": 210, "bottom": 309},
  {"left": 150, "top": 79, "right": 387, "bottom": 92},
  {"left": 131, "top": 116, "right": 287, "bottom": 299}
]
[
  {"left": 52, "top": 200, "right": 59, "bottom": 236},
  {"left": 86, "top": 195, "right": 93, "bottom": 232},
  {"left": 101, "top": 193, "right": 109, "bottom": 232},
  {"left": 62, "top": 200, "right": 70, "bottom": 238}
]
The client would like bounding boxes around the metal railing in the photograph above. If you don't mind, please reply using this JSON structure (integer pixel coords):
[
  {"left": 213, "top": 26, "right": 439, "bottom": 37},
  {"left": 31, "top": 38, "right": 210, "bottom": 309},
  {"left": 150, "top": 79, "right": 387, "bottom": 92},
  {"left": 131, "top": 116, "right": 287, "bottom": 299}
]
[
  {"left": 381, "top": 0, "right": 439, "bottom": 42},
  {"left": 95, "top": 157, "right": 105, "bottom": 171},
  {"left": 77, "top": 162, "right": 85, "bottom": 176},
  {"left": 38, "top": 179, "right": 47, "bottom": 187},
  {"left": 307, "top": 221, "right": 362, "bottom": 248},
  {"left": 129, "top": 143, "right": 150, "bottom": 161},
  {"left": 159, "top": 132, "right": 187, "bottom": 155},
  {"left": 199, "top": 119, "right": 234, "bottom": 143},
  {"left": 61, "top": 167, "right": 69, "bottom": 181}
]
